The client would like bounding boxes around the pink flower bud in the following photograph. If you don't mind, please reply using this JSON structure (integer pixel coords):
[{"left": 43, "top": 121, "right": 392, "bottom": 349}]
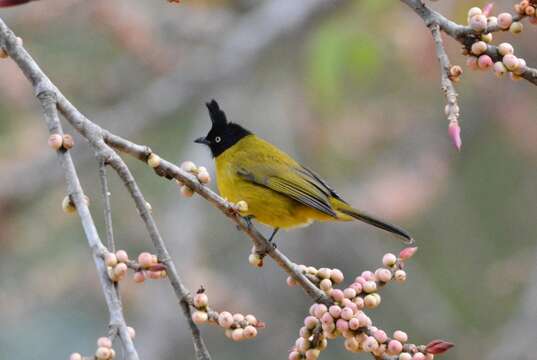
[
  {"left": 138, "top": 252, "right": 153, "bottom": 268},
  {"left": 400, "top": 353, "right": 413, "bottom": 360},
  {"left": 231, "top": 328, "right": 244, "bottom": 342},
  {"left": 399, "top": 246, "right": 418, "bottom": 261},
  {"left": 354, "top": 296, "right": 364, "bottom": 309},
  {"left": 218, "top": 311, "right": 234, "bottom": 328},
  {"left": 375, "top": 268, "right": 392, "bottom": 283},
  {"left": 393, "top": 330, "right": 408, "bottom": 343},
  {"left": 342, "top": 299, "right": 357, "bottom": 312},
  {"left": 470, "top": 14, "right": 487, "bottom": 32},
  {"left": 498, "top": 42, "right": 514, "bottom": 56},
  {"left": 330, "top": 268, "right": 344, "bottom": 284},
  {"left": 286, "top": 276, "right": 297, "bottom": 287},
  {"left": 330, "top": 289, "right": 345, "bottom": 302},
  {"left": 114, "top": 263, "right": 128, "bottom": 279},
  {"left": 321, "top": 312, "right": 334, "bottom": 325},
  {"left": 243, "top": 325, "right": 258, "bottom": 339},
  {"left": 233, "top": 313, "right": 244, "bottom": 323},
  {"left": 466, "top": 56, "right": 479, "bottom": 71},
  {"left": 288, "top": 351, "right": 301, "bottom": 360},
  {"left": 329, "top": 305, "right": 342, "bottom": 318},
  {"left": 382, "top": 253, "right": 397, "bottom": 267},
  {"left": 133, "top": 271, "right": 145, "bottom": 283},
  {"left": 97, "top": 337, "right": 112, "bottom": 348},
  {"left": 478, "top": 54, "right": 493, "bottom": 69},
  {"left": 482, "top": 3, "right": 494, "bottom": 16},
  {"left": 497, "top": 12, "right": 513, "bottom": 29},
  {"left": 116, "top": 250, "right": 129, "bottom": 263},
  {"left": 355, "top": 276, "right": 367, "bottom": 285},
  {"left": 470, "top": 41, "right": 487, "bottom": 55},
  {"left": 313, "top": 304, "right": 328, "bottom": 318},
  {"left": 343, "top": 287, "right": 357, "bottom": 299},
  {"left": 363, "top": 281, "right": 377, "bottom": 293},
  {"left": 413, "top": 352, "right": 426, "bottom": 360},
  {"left": 362, "top": 336, "right": 379, "bottom": 352},
  {"left": 467, "top": 7, "right": 482, "bottom": 19},
  {"left": 305, "top": 349, "right": 320, "bottom": 360},
  {"left": 317, "top": 267, "right": 331, "bottom": 279},
  {"left": 361, "top": 270, "right": 374, "bottom": 281},
  {"left": 69, "top": 353, "right": 82, "bottom": 360},
  {"left": 304, "top": 316, "right": 318, "bottom": 329},
  {"left": 319, "top": 278, "right": 332, "bottom": 291},
  {"left": 245, "top": 314, "right": 257, "bottom": 326},
  {"left": 370, "top": 329, "right": 386, "bottom": 343},
  {"left": 193, "top": 293, "right": 209, "bottom": 308},
  {"left": 336, "top": 318, "right": 349, "bottom": 332},
  {"left": 349, "top": 317, "right": 361, "bottom": 330},
  {"left": 341, "top": 307, "right": 354, "bottom": 320},
  {"left": 350, "top": 282, "right": 363, "bottom": 293},
  {"left": 357, "top": 312, "right": 371, "bottom": 327},
  {"left": 425, "top": 339, "right": 455, "bottom": 354},
  {"left": 448, "top": 121, "right": 462, "bottom": 151},
  {"left": 192, "top": 311, "right": 208, "bottom": 324},
  {"left": 387, "top": 340, "right": 403, "bottom": 355}
]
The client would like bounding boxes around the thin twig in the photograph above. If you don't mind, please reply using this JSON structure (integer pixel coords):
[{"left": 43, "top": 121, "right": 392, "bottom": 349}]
[
  {"left": 98, "top": 159, "right": 115, "bottom": 252},
  {"left": 35, "top": 89, "right": 139, "bottom": 360},
  {"left": 0, "top": 17, "right": 211, "bottom": 360}
]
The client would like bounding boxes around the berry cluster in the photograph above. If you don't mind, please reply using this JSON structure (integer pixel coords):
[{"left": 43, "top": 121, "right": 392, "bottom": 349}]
[
  {"left": 69, "top": 329, "right": 134, "bottom": 360},
  {"left": 103, "top": 250, "right": 167, "bottom": 283},
  {"left": 177, "top": 160, "right": 211, "bottom": 197},
  {"left": 465, "top": 4, "right": 531, "bottom": 80},
  {"left": 286, "top": 247, "right": 452, "bottom": 359},
  {"left": 190, "top": 289, "right": 264, "bottom": 341}
]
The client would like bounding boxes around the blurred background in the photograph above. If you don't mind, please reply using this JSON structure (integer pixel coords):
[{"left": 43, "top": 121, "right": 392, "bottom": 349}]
[{"left": 1, "top": 0, "right": 536, "bottom": 359}]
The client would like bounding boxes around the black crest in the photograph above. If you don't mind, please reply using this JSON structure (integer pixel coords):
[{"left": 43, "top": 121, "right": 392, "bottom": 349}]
[{"left": 194, "top": 100, "right": 252, "bottom": 157}]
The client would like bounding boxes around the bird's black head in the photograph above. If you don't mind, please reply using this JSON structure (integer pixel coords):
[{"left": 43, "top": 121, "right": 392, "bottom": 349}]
[{"left": 195, "top": 100, "right": 252, "bottom": 157}]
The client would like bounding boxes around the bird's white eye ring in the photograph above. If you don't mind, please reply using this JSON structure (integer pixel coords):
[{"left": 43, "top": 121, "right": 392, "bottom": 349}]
[{"left": 215, "top": 136, "right": 221, "bottom": 143}]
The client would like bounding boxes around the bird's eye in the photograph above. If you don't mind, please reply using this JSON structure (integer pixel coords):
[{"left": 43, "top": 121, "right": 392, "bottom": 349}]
[{"left": 215, "top": 136, "right": 221, "bottom": 143}]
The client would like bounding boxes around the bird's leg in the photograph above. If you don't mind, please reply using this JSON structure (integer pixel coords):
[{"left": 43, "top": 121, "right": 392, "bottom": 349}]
[
  {"left": 241, "top": 215, "right": 255, "bottom": 230},
  {"left": 268, "top": 227, "right": 280, "bottom": 248}
]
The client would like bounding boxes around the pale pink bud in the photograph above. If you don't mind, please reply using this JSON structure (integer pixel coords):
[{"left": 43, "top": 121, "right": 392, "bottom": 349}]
[
  {"left": 350, "top": 282, "right": 363, "bottom": 293},
  {"left": 127, "top": 326, "right": 136, "bottom": 339},
  {"left": 288, "top": 351, "right": 301, "bottom": 360},
  {"left": 387, "top": 340, "right": 403, "bottom": 355},
  {"left": 305, "top": 349, "right": 320, "bottom": 360},
  {"left": 69, "top": 353, "right": 82, "bottom": 360},
  {"left": 487, "top": 16, "right": 498, "bottom": 28},
  {"left": 193, "top": 293, "right": 209, "bottom": 308},
  {"left": 322, "top": 322, "right": 335, "bottom": 334},
  {"left": 514, "top": 58, "right": 527, "bottom": 75},
  {"left": 344, "top": 337, "right": 360, "bottom": 352},
  {"left": 181, "top": 160, "right": 197, "bottom": 173},
  {"left": 192, "top": 310, "right": 208, "bottom": 324},
  {"left": 375, "top": 268, "right": 392, "bottom": 283},
  {"left": 104, "top": 253, "right": 118, "bottom": 267},
  {"left": 133, "top": 271, "right": 145, "bottom": 283},
  {"left": 180, "top": 185, "right": 195, "bottom": 197},
  {"left": 362, "top": 336, "right": 379, "bottom": 352},
  {"left": 95, "top": 347, "right": 111, "bottom": 359},
  {"left": 448, "top": 121, "right": 462, "bottom": 151},
  {"left": 466, "top": 56, "right": 479, "bottom": 71},
  {"left": 114, "top": 263, "right": 128, "bottom": 279},
  {"left": 48, "top": 134, "right": 63, "bottom": 150},
  {"left": 373, "top": 329, "right": 388, "bottom": 343},
  {"left": 115, "top": 250, "right": 128, "bottom": 263},
  {"left": 471, "top": 41, "right": 487, "bottom": 55},
  {"left": 354, "top": 296, "right": 364, "bottom": 309},
  {"left": 400, "top": 353, "right": 413, "bottom": 360},
  {"left": 231, "top": 328, "right": 244, "bottom": 342},
  {"left": 343, "top": 287, "right": 357, "bottom": 299},
  {"left": 218, "top": 312, "right": 234, "bottom": 328},
  {"left": 399, "top": 246, "right": 418, "bottom": 261},
  {"left": 341, "top": 298, "right": 357, "bottom": 312},
  {"left": 319, "top": 278, "right": 332, "bottom": 291},
  {"left": 341, "top": 307, "right": 354, "bottom": 320},
  {"left": 233, "top": 313, "right": 244, "bottom": 323},
  {"left": 313, "top": 304, "right": 328, "bottom": 318},
  {"left": 357, "top": 312, "right": 371, "bottom": 327},
  {"left": 363, "top": 281, "right": 377, "bottom": 293},
  {"left": 299, "top": 326, "right": 310, "bottom": 338},
  {"left": 321, "top": 312, "right": 334, "bottom": 325},
  {"left": 336, "top": 318, "right": 349, "bottom": 332},
  {"left": 498, "top": 12, "right": 513, "bottom": 29},
  {"left": 245, "top": 314, "right": 257, "bottom": 326},
  {"left": 296, "top": 337, "right": 310, "bottom": 352},
  {"left": 330, "top": 268, "right": 344, "bottom": 284},
  {"left": 330, "top": 289, "right": 345, "bottom": 302},
  {"left": 349, "top": 317, "right": 361, "bottom": 330},
  {"left": 286, "top": 276, "right": 297, "bottom": 287},
  {"left": 97, "top": 337, "right": 112, "bottom": 348},
  {"left": 304, "top": 316, "right": 318, "bottom": 329},
  {"left": 329, "top": 305, "right": 342, "bottom": 318},
  {"left": 138, "top": 252, "right": 153, "bottom": 268},
  {"left": 478, "top": 54, "right": 493, "bottom": 69},
  {"left": 197, "top": 170, "right": 211, "bottom": 184},
  {"left": 361, "top": 270, "right": 374, "bottom": 281},
  {"left": 413, "top": 352, "right": 426, "bottom": 360},
  {"left": 317, "top": 267, "right": 331, "bottom": 279},
  {"left": 498, "top": 42, "right": 514, "bottom": 56},
  {"left": 470, "top": 14, "right": 487, "bottom": 32},
  {"left": 243, "top": 325, "right": 257, "bottom": 339},
  {"left": 382, "top": 253, "right": 397, "bottom": 267},
  {"left": 355, "top": 276, "right": 367, "bottom": 285},
  {"left": 467, "top": 7, "right": 482, "bottom": 19},
  {"left": 393, "top": 330, "right": 408, "bottom": 343}
]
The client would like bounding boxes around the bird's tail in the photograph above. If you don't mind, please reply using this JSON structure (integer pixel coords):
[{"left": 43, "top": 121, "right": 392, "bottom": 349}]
[{"left": 334, "top": 201, "right": 414, "bottom": 244}]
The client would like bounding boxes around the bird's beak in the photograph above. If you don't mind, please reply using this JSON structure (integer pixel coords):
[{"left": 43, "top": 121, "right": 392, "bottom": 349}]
[{"left": 194, "top": 137, "right": 210, "bottom": 145}]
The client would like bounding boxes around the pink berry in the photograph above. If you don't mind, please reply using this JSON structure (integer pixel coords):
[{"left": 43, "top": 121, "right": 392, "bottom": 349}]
[
  {"left": 357, "top": 312, "right": 371, "bottom": 327},
  {"left": 355, "top": 276, "right": 367, "bottom": 285},
  {"left": 361, "top": 271, "right": 374, "bottom": 280},
  {"left": 470, "top": 14, "right": 487, "bottom": 32},
  {"left": 498, "top": 12, "right": 513, "bottom": 29},
  {"left": 349, "top": 317, "right": 360, "bottom": 330},
  {"left": 341, "top": 307, "right": 354, "bottom": 320},
  {"left": 114, "top": 263, "right": 128, "bottom": 279},
  {"left": 233, "top": 313, "right": 245, "bottom": 323},
  {"left": 373, "top": 329, "right": 388, "bottom": 343},
  {"left": 330, "top": 268, "right": 344, "bottom": 284},
  {"left": 387, "top": 340, "right": 403, "bottom": 355},
  {"left": 376, "top": 268, "right": 392, "bottom": 283},
  {"left": 313, "top": 304, "right": 328, "bottom": 318},
  {"left": 336, "top": 318, "right": 349, "bottom": 332},
  {"left": 304, "top": 316, "right": 318, "bottom": 329},
  {"left": 477, "top": 55, "right": 493, "bottom": 70},
  {"left": 413, "top": 353, "right": 426, "bottom": 360},
  {"left": 393, "top": 330, "right": 408, "bottom": 343},
  {"left": 350, "top": 282, "right": 363, "bottom": 293},
  {"left": 321, "top": 312, "right": 334, "bottom": 325}
]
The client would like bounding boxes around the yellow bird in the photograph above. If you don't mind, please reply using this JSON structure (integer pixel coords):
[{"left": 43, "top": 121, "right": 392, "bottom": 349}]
[{"left": 195, "top": 100, "right": 413, "bottom": 244}]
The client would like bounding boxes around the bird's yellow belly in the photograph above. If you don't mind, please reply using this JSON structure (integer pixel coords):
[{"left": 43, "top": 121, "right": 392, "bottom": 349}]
[{"left": 216, "top": 167, "right": 330, "bottom": 229}]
